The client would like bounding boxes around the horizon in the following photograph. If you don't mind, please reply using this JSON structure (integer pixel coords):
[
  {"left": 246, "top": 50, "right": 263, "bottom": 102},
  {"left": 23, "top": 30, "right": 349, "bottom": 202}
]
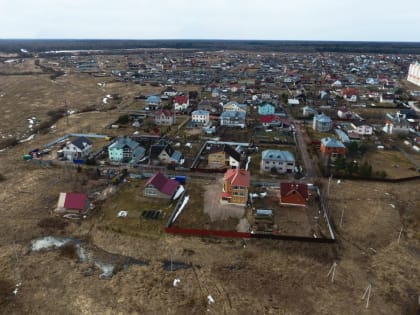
[{"left": 1, "top": 0, "right": 419, "bottom": 42}]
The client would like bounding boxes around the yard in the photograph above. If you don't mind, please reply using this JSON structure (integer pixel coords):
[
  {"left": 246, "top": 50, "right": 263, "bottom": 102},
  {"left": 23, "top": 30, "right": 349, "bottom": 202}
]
[
  {"left": 96, "top": 179, "right": 174, "bottom": 238},
  {"left": 173, "top": 177, "right": 247, "bottom": 231}
]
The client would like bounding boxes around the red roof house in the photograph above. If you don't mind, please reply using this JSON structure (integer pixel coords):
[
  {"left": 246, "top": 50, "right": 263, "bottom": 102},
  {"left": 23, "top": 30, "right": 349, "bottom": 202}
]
[
  {"left": 144, "top": 172, "right": 180, "bottom": 199},
  {"left": 280, "top": 182, "right": 308, "bottom": 206},
  {"left": 56, "top": 192, "right": 89, "bottom": 214},
  {"left": 222, "top": 169, "right": 250, "bottom": 205}
]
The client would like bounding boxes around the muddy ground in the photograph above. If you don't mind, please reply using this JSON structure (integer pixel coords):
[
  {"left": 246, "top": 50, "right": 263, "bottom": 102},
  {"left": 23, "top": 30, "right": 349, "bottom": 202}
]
[{"left": 0, "top": 61, "right": 419, "bottom": 315}]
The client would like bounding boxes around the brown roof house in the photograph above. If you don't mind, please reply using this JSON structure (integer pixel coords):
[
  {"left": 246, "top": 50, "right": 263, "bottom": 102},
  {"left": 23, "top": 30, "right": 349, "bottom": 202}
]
[
  {"left": 144, "top": 172, "right": 181, "bottom": 199},
  {"left": 221, "top": 169, "right": 250, "bottom": 205},
  {"left": 280, "top": 182, "right": 309, "bottom": 206}
]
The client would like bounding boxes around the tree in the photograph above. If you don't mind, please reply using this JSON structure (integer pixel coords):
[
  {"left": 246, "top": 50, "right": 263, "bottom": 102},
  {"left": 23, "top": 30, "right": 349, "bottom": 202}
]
[{"left": 359, "top": 161, "right": 373, "bottom": 178}]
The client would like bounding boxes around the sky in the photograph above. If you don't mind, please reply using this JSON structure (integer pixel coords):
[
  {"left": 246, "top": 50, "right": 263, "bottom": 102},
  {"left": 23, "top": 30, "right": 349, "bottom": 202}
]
[{"left": 1, "top": 0, "right": 419, "bottom": 41}]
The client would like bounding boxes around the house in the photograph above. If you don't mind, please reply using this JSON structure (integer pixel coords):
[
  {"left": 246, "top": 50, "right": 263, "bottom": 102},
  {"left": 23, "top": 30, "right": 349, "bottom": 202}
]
[
  {"left": 191, "top": 110, "right": 210, "bottom": 126},
  {"left": 155, "top": 109, "right": 176, "bottom": 126},
  {"left": 337, "top": 108, "right": 359, "bottom": 120},
  {"left": 302, "top": 106, "right": 318, "bottom": 117},
  {"left": 62, "top": 137, "right": 93, "bottom": 161},
  {"left": 220, "top": 111, "right": 246, "bottom": 128},
  {"left": 221, "top": 169, "right": 250, "bottom": 205},
  {"left": 223, "top": 101, "right": 247, "bottom": 112},
  {"left": 208, "top": 144, "right": 242, "bottom": 169},
  {"left": 342, "top": 88, "right": 358, "bottom": 102},
  {"left": 258, "top": 103, "right": 275, "bottom": 116},
  {"left": 280, "top": 182, "right": 308, "bottom": 206},
  {"left": 288, "top": 99, "right": 300, "bottom": 106},
  {"left": 320, "top": 137, "right": 347, "bottom": 158},
  {"left": 350, "top": 121, "right": 373, "bottom": 136},
  {"left": 162, "top": 86, "right": 177, "bottom": 97},
  {"left": 146, "top": 95, "right": 161, "bottom": 110},
  {"left": 197, "top": 100, "right": 220, "bottom": 114},
  {"left": 149, "top": 140, "right": 183, "bottom": 165},
  {"left": 380, "top": 93, "right": 395, "bottom": 104},
  {"left": 334, "top": 129, "right": 350, "bottom": 143},
  {"left": 382, "top": 117, "right": 411, "bottom": 136},
  {"left": 260, "top": 150, "right": 295, "bottom": 173},
  {"left": 260, "top": 115, "right": 286, "bottom": 128},
  {"left": 313, "top": 113, "right": 333, "bottom": 132},
  {"left": 55, "top": 192, "right": 89, "bottom": 214},
  {"left": 108, "top": 137, "right": 145, "bottom": 163},
  {"left": 173, "top": 95, "right": 189, "bottom": 112},
  {"left": 143, "top": 172, "right": 180, "bottom": 199}
]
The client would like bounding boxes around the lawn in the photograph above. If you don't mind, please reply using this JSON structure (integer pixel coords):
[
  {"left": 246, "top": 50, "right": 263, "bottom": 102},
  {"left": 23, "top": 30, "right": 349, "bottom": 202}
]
[{"left": 97, "top": 179, "right": 174, "bottom": 238}]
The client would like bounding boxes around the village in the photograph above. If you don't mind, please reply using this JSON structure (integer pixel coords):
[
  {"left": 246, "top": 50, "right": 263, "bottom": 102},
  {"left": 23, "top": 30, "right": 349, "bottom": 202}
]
[{"left": 0, "top": 46, "right": 419, "bottom": 314}]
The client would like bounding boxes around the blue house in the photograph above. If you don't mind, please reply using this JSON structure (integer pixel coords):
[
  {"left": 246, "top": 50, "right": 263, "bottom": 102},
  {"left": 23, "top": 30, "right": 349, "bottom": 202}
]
[
  {"left": 108, "top": 137, "right": 145, "bottom": 164},
  {"left": 258, "top": 103, "right": 275, "bottom": 116},
  {"left": 146, "top": 95, "right": 161, "bottom": 110},
  {"left": 313, "top": 113, "right": 333, "bottom": 132}
]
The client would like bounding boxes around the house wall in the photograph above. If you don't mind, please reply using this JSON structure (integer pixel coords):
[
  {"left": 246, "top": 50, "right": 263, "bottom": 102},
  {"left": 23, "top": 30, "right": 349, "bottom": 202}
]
[
  {"left": 260, "top": 159, "right": 295, "bottom": 173},
  {"left": 320, "top": 145, "right": 346, "bottom": 156},
  {"left": 231, "top": 186, "right": 248, "bottom": 204},
  {"left": 158, "top": 150, "right": 173, "bottom": 164},
  {"left": 109, "top": 148, "right": 123, "bottom": 161},
  {"left": 208, "top": 152, "right": 226, "bottom": 168},
  {"left": 144, "top": 185, "right": 171, "bottom": 199},
  {"left": 63, "top": 143, "right": 92, "bottom": 161}
]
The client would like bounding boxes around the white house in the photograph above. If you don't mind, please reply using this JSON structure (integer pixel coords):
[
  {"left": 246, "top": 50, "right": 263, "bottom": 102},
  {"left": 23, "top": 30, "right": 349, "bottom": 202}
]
[
  {"left": 350, "top": 121, "right": 373, "bottom": 136},
  {"left": 191, "top": 110, "right": 210, "bottom": 126},
  {"left": 62, "top": 137, "right": 93, "bottom": 161},
  {"left": 260, "top": 150, "right": 295, "bottom": 173},
  {"left": 173, "top": 95, "right": 189, "bottom": 112}
]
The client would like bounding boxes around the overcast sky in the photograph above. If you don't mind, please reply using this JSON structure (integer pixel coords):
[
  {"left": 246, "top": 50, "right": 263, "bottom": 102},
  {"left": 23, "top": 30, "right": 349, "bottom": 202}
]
[{"left": 1, "top": 0, "right": 419, "bottom": 41}]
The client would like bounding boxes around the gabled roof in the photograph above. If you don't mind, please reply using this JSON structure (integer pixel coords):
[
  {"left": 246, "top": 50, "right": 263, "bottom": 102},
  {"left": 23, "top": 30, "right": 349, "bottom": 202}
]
[
  {"left": 260, "top": 115, "right": 280, "bottom": 123},
  {"left": 321, "top": 137, "right": 346, "bottom": 148},
  {"left": 150, "top": 141, "right": 174, "bottom": 160},
  {"left": 192, "top": 110, "right": 210, "bottom": 116},
  {"left": 109, "top": 137, "right": 140, "bottom": 150},
  {"left": 261, "top": 150, "right": 294, "bottom": 162},
  {"left": 174, "top": 95, "right": 188, "bottom": 104},
  {"left": 71, "top": 137, "right": 92, "bottom": 150},
  {"left": 314, "top": 113, "right": 332, "bottom": 123},
  {"left": 155, "top": 109, "right": 174, "bottom": 117},
  {"left": 147, "top": 95, "right": 161, "bottom": 103},
  {"left": 63, "top": 192, "right": 88, "bottom": 210},
  {"left": 144, "top": 172, "right": 179, "bottom": 197},
  {"left": 224, "top": 169, "right": 250, "bottom": 187},
  {"left": 280, "top": 182, "right": 308, "bottom": 202},
  {"left": 208, "top": 144, "right": 241, "bottom": 162}
]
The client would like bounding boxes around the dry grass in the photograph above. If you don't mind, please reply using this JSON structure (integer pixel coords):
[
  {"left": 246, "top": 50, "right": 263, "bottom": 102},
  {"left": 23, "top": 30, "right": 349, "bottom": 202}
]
[{"left": 364, "top": 149, "right": 418, "bottom": 178}]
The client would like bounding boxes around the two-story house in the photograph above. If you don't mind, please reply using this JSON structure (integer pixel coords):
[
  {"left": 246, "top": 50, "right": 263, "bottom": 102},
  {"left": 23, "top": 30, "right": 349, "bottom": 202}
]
[
  {"left": 220, "top": 111, "right": 246, "bottom": 128},
  {"left": 221, "top": 168, "right": 250, "bottom": 205},
  {"left": 62, "top": 137, "right": 93, "bottom": 161},
  {"left": 208, "top": 144, "right": 242, "bottom": 169},
  {"left": 146, "top": 95, "right": 161, "bottom": 110},
  {"left": 313, "top": 113, "right": 333, "bottom": 132},
  {"left": 173, "top": 95, "right": 189, "bottom": 112},
  {"left": 108, "top": 137, "right": 145, "bottom": 163},
  {"left": 260, "top": 150, "right": 295, "bottom": 173},
  {"left": 191, "top": 110, "right": 210, "bottom": 126},
  {"left": 149, "top": 140, "right": 183, "bottom": 165},
  {"left": 155, "top": 109, "right": 176, "bottom": 126},
  {"left": 258, "top": 103, "right": 275, "bottom": 116},
  {"left": 320, "top": 137, "right": 346, "bottom": 159}
]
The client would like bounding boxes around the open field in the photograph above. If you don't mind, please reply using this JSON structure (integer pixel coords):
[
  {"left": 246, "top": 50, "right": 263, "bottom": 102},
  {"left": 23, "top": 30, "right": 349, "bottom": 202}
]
[
  {"left": 364, "top": 149, "right": 419, "bottom": 178},
  {"left": 0, "top": 56, "right": 419, "bottom": 314}
]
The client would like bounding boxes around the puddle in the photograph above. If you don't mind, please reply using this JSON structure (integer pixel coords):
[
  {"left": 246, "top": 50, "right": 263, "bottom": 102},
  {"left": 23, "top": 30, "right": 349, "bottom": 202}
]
[{"left": 163, "top": 260, "right": 197, "bottom": 271}]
